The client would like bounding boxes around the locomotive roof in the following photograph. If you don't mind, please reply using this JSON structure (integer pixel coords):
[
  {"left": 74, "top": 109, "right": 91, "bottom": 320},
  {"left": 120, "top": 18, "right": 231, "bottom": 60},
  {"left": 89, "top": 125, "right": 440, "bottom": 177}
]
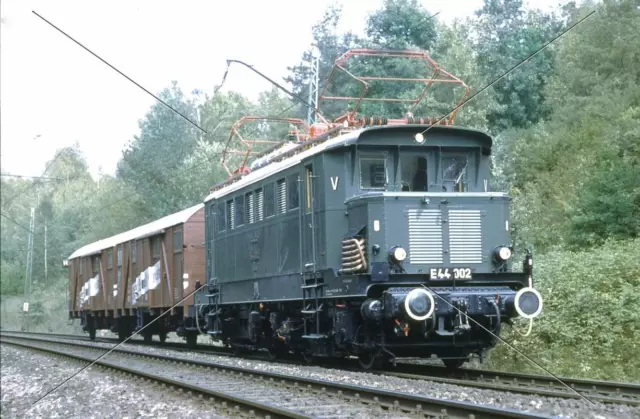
[
  {"left": 204, "top": 124, "right": 492, "bottom": 203},
  {"left": 67, "top": 203, "right": 204, "bottom": 260}
]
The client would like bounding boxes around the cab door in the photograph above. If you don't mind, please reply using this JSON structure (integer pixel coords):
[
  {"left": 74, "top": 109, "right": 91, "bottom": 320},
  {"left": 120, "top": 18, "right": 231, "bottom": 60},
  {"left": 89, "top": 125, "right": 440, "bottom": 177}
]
[{"left": 301, "top": 164, "right": 318, "bottom": 272}]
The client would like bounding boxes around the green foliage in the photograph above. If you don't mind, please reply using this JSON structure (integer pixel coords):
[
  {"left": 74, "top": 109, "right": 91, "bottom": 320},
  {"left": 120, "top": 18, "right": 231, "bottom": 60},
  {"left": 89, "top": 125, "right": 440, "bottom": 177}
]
[
  {"left": 1, "top": 0, "right": 638, "bottom": 383},
  {"left": 365, "top": 0, "right": 437, "bottom": 50},
  {"left": 567, "top": 158, "right": 639, "bottom": 247},
  {"left": 284, "top": 4, "right": 358, "bottom": 120},
  {"left": 494, "top": 0, "right": 640, "bottom": 252},
  {"left": 116, "top": 81, "right": 201, "bottom": 219},
  {"left": 471, "top": 0, "right": 563, "bottom": 131},
  {"left": 486, "top": 238, "right": 640, "bottom": 381},
  {"left": 0, "top": 260, "right": 24, "bottom": 296}
]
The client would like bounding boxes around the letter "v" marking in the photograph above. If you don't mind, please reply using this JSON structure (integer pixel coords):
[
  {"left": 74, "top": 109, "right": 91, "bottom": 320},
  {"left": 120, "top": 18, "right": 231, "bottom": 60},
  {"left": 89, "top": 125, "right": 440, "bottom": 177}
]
[{"left": 330, "top": 176, "right": 339, "bottom": 191}]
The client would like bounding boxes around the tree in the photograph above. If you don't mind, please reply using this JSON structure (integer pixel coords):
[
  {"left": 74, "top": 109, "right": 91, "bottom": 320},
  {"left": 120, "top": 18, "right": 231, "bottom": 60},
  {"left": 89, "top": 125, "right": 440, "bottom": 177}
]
[
  {"left": 284, "top": 4, "right": 358, "bottom": 121},
  {"left": 471, "top": 0, "right": 563, "bottom": 132},
  {"left": 365, "top": 0, "right": 438, "bottom": 51},
  {"left": 496, "top": 0, "right": 640, "bottom": 251},
  {"left": 116, "top": 81, "right": 201, "bottom": 219}
]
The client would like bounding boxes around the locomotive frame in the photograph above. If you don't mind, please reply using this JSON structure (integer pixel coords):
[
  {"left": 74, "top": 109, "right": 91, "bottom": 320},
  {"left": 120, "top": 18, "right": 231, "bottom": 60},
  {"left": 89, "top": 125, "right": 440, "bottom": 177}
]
[{"left": 192, "top": 121, "right": 543, "bottom": 368}]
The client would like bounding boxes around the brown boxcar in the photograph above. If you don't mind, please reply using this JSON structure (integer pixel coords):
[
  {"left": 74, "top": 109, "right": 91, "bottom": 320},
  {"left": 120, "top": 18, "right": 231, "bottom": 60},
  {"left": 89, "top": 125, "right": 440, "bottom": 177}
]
[{"left": 65, "top": 204, "right": 205, "bottom": 342}]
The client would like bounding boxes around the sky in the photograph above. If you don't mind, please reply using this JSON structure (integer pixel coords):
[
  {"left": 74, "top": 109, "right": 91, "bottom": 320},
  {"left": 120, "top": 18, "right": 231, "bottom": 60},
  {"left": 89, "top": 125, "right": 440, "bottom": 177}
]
[{"left": 1, "top": 0, "right": 570, "bottom": 179}]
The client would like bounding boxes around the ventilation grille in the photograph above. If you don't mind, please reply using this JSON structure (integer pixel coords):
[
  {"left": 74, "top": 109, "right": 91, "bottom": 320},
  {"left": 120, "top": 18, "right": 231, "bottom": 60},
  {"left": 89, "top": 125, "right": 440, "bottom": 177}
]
[
  {"left": 256, "top": 189, "right": 264, "bottom": 221},
  {"left": 276, "top": 179, "right": 286, "bottom": 214},
  {"left": 449, "top": 210, "right": 483, "bottom": 264},
  {"left": 408, "top": 209, "right": 443, "bottom": 264},
  {"left": 246, "top": 193, "right": 255, "bottom": 224},
  {"left": 227, "top": 201, "right": 235, "bottom": 229}
]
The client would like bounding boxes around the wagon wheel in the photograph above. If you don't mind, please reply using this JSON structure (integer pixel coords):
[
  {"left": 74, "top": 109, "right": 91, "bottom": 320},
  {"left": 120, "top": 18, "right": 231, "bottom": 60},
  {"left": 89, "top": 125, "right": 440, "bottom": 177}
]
[
  {"left": 185, "top": 332, "right": 198, "bottom": 349},
  {"left": 158, "top": 330, "right": 167, "bottom": 344}
]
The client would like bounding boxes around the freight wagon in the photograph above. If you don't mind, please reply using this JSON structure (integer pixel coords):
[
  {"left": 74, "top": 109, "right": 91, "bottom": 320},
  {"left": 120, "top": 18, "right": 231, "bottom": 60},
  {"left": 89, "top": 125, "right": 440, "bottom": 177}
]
[{"left": 66, "top": 204, "right": 205, "bottom": 343}]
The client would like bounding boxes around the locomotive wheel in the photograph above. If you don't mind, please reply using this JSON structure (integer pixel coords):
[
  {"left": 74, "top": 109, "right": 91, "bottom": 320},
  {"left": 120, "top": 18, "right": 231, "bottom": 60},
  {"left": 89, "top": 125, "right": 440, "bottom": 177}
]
[
  {"left": 302, "top": 352, "right": 314, "bottom": 365},
  {"left": 143, "top": 331, "right": 153, "bottom": 344},
  {"left": 442, "top": 358, "right": 465, "bottom": 369},
  {"left": 158, "top": 330, "right": 167, "bottom": 344},
  {"left": 266, "top": 344, "right": 288, "bottom": 361},
  {"left": 358, "top": 352, "right": 380, "bottom": 370}
]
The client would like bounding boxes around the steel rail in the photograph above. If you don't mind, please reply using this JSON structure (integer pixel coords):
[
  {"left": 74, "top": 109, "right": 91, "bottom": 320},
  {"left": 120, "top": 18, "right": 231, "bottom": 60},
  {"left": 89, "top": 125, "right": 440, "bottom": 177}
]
[
  {"left": 383, "top": 362, "right": 640, "bottom": 407},
  {"left": 1, "top": 334, "right": 550, "bottom": 419},
  {"left": 4, "top": 330, "right": 638, "bottom": 407}
]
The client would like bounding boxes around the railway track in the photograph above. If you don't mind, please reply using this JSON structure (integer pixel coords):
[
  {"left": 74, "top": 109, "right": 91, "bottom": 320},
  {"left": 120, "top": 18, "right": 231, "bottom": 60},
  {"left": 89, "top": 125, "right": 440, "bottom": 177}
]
[
  {"left": 382, "top": 362, "right": 640, "bottom": 407},
  {"left": 1, "top": 333, "right": 551, "bottom": 419},
  {"left": 4, "top": 331, "right": 639, "bottom": 408}
]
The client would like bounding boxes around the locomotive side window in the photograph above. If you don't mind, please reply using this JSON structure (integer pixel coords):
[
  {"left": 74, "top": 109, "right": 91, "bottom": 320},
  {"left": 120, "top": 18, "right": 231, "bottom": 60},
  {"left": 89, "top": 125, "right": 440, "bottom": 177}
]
[
  {"left": 360, "top": 156, "right": 387, "bottom": 189},
  {"left": 276, "top": 178, "right": 286, "bottom": 214},
  {"left": 441, "top": 153, "right": 469, "bottom": 192},
  {"left": 235, "top": 195, "right": 244, "bottom": 227},
  {"left": 216, "top": 202, "right": 226, "bottom": 232},
  {"left": 287, "top": 174, "right": 299, "bottom": 210},
  {"left": 264, "top": 183, "right": 275, "bottom": 218},
  {"left": 256, "top": 188, "right": 264, "bottom": 221}
]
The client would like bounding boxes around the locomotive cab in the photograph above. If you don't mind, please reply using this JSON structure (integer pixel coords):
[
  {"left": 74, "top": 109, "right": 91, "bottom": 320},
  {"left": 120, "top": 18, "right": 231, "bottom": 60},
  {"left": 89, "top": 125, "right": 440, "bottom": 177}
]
[{"left": 328, "top": 125, "right": 543, "bottom": 364}]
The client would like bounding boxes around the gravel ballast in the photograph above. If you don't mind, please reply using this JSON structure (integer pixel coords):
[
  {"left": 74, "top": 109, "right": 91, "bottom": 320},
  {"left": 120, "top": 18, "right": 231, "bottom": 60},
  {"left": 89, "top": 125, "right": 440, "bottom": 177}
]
[
  {"left": 3, "top": 339, "right": 403, "bottom": 419},
  {"left": 3, "top": 334, "right": 640, "bottom": 419},
  {"left": 0, "top": 344, "right": 224, "bottom": 418}
]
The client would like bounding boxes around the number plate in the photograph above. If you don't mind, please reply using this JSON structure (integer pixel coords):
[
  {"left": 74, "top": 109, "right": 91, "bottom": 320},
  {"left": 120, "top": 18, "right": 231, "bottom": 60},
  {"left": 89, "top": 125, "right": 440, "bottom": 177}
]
[{"left": 429, "top": 268, "right": 473, "bottom": 280}]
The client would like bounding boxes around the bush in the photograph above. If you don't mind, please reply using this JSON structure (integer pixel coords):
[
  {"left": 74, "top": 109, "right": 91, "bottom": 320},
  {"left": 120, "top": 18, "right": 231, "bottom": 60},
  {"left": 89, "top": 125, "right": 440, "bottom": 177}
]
[
  {"left": 484, "top": 238, "right": 640, "bottom": 381},
  {"left": 0, "top": 277, "right": 81, "bottom": 334}
]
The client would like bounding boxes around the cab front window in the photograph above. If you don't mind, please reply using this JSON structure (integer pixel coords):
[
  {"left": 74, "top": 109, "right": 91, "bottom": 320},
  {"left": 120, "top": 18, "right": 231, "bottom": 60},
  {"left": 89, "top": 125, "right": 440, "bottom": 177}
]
[
  {"left": 442, "top": 153, "right": 469, "bottom": 192},
  {"left": 360, "top": 156, "right": 387, "bottom": 189},
  {"left": 400, "top": 155, "right": 428, "bottom": 191}
]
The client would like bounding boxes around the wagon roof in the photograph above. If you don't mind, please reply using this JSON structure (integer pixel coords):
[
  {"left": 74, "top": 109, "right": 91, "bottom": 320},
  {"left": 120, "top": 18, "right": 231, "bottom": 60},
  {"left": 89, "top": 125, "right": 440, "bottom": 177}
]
[
  {"left": 67, "top": 203, "right": 204, "bottom": 260},
  {"left": 204, "top": 124, "right": 491, "bottom": 203}
]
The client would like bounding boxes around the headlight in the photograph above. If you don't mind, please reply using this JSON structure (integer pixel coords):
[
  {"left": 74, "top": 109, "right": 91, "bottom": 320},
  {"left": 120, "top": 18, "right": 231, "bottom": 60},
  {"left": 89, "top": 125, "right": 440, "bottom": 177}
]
[
  {"left": 389, "top": 246, "right": 407, "bottom": 263},
  {"left": 494, "top": 246, "right": 512, "bottom": 261}
]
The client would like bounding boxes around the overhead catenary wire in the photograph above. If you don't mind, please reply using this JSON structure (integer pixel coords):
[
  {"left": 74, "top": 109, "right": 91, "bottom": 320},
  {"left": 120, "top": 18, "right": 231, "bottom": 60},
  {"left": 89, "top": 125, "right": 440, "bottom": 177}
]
[
  {"left": 1, "top": 173, "right": 64, "bottom": 181},
  {"left": 25, "top": 7, "right": 602, "bottom": 409},
  {"left": 2, "top": 148, "right": 66, "bottom": 212},
  {"left": 32, "top": 11, "right": 205, "bottom": 134},
  {"left": 418, "top": 10, "right": 596, "bottom": 136}
]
